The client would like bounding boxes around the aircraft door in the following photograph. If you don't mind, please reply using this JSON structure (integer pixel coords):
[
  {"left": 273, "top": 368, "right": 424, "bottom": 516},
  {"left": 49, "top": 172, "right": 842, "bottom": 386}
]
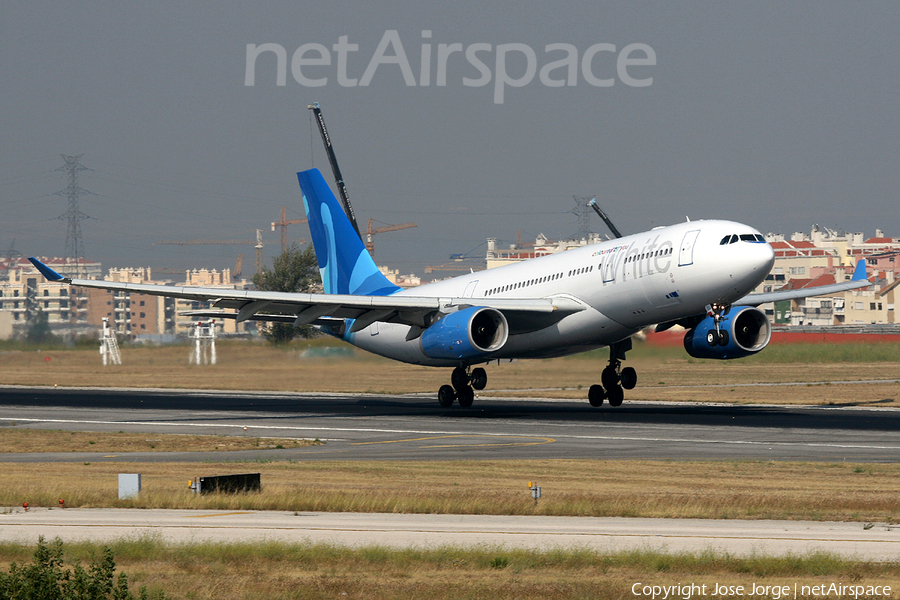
[
  {"left": 602, "top": 248, "right": 624, "bottom": 283},
  {"left": 678, "top": 230, "right": 700, "bottom": 267},
  {"left": 463, "top": 280, "right": 479, "bottom": 298}
]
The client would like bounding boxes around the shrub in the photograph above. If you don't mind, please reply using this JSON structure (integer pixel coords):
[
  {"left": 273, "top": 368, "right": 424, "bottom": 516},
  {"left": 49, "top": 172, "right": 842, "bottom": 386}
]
[{"left": 0, "top": 536, "right": 169, "bottom": 600}]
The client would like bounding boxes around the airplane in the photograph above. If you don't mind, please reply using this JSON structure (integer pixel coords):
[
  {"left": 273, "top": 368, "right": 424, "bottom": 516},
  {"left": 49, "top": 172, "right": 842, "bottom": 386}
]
[{"left": 30, "top": 167, "right": 871, "bottom": 408}]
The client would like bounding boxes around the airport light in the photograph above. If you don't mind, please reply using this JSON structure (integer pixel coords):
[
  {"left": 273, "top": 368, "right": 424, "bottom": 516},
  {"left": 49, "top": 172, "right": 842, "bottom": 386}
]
[{"left": 528, "top": 482, "right": 541, "bottom": 506}]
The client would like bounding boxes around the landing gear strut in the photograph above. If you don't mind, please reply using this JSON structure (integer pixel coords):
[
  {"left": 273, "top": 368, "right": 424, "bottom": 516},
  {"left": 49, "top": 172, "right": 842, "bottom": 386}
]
[
  {"left": 437, "top": 365, "right": 487, "bottom": 408},
  {"left": 705, "top": 303, "right": 730, "bottom": 346},
  {"left": 588, "top": 339, "right": 637, "bottom": 408}
]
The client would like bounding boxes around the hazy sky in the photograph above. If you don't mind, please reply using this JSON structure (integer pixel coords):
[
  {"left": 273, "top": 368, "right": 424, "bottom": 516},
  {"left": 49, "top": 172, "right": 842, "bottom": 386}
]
[{"left": 2, "top": 2, "right": 898, "bottom": 277}]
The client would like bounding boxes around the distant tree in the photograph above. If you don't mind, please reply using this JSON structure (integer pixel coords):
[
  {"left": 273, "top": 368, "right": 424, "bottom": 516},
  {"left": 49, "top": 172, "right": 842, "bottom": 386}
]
[
  {"left": 252, "top": 243, "right": 321, "bottom": 344},
  {"left": 25, "top": 310, "right": 56, "bottom": 345}
]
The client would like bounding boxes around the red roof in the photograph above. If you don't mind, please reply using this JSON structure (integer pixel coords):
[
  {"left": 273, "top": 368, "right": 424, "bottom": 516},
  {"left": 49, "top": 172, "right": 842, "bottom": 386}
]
[
  {"left": 770, "top": 240, "right": 818, "bottom": 249},
  {"left": 769, "top": 240, "right": 831, "bottom": 258},
  {"left": 777, "top": 274, "right": 836, "bottom": 291}
]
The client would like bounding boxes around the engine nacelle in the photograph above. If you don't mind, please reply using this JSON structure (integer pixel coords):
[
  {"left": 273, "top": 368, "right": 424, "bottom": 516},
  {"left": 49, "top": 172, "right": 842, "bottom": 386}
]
[
  {"left": 421, "top": 306, "right": 509, "bottom": 361},
  {"left": 683, "top": 306, "right": 772, "bottom": 360}
]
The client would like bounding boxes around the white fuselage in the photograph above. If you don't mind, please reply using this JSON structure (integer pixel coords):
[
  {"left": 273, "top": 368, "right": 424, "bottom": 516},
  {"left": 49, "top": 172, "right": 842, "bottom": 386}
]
[{"left": 344, "top": 219, "right": 775, "bottom": 367}]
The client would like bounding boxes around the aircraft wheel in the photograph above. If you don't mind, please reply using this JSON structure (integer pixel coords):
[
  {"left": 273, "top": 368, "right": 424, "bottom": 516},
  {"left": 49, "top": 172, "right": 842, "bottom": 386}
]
[
  {"left": 451, "top": 367, "right": 469, "bottom": 391},
  {"left": 620, "top": 367, "right": 637, "bottom": 390},
  {"left": 471, "top": 367, "right": 487, "bottom": 390},
  {"left": 457, "top": 386, "right": 475, "bottom": 408},
  {"left": 438, "top": 385, "right": 456, "bottom": 407},
  {"left": 601, "top": 366, "right": 619, "bottom": 390},
  {"left": 588, "top": 384, "right": 606, "bottom": 407},
  {"left": 718, "top": 331, "right": 730, "bottom": 346},
  {"left": 706, "top": 330, "right": 719, "bottom": 346},
  {"left": 607, "top": 385, "right": 624, "bottom": 407}
]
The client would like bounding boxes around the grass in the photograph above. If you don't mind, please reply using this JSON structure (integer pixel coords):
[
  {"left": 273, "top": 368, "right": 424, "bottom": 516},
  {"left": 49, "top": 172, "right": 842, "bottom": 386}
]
[
  {"left": 2, "top": 459, "right": 899, "bottom": 522},
  {"left": 0, "top": 429, "right": 320, "bottom": 453},
  {"left": 1, "top": 537, "right": 899, "bottom": 600},
  {"left": 3, "top": 340, "right": 897, "bottom": 597},
  {"left": 740, "top": 341, "right": 900, "bottom": 364},
  {"left": 1, "top": 339, "right": 898, "bottom": 405}
]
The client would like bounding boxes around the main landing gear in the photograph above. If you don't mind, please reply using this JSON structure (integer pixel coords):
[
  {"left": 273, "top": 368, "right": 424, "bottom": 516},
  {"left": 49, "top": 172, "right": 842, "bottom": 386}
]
[
  {"left": 588, "top": 339, "right": 637, "bottom": 408},
  {"left": 438, "top": 366, "right": 487, "bottom": 408},
  {"left": 705, "top": 303, "right": 730, "bottom": 346}
]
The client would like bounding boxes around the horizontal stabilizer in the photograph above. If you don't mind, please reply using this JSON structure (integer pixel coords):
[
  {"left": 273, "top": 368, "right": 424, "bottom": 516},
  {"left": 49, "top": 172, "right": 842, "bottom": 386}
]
[{"left": 735, "top": 258, "right": 870, "bottom": 306}]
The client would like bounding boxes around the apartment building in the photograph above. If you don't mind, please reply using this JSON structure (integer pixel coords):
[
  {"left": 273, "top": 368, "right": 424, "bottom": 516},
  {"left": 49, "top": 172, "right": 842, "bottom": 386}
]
[{"left": 0, "top": 259, "right": 252, "bottom": 340}]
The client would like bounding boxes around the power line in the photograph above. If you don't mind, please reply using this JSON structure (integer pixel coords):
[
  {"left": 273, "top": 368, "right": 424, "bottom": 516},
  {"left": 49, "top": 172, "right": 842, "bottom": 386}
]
[
  {"left": 571, "top": 196, "right": 593, "bottom": 240},
  {"left": 53, "top": 154, "right": 94, "bottom": 276}
]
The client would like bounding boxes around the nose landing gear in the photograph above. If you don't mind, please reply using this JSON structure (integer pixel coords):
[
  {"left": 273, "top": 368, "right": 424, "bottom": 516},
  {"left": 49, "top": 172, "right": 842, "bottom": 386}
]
[
  {"left": 588, "top": 339, "right": 637, "bottom": 408},
  {"left": 437, "top": 366, "right": 488, "bottom": 408},
  {"left": 705, "top": 303, "right": 731, "bottom": 346}
]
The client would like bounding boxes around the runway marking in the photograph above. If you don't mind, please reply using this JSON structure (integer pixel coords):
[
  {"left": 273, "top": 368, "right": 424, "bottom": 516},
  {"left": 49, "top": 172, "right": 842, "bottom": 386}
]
[
  {"left": 5, "top": 520, "right": 898, "bottom": 546},
  {"left": 483, "top": 379, "right": 900, "bottom": 393},
  {"left": 352, "top": 435, "right": 555, "bottom": 448},
  {"left": 186, "top": 512, "right": 253, "bottom": 518},
  {"left": 3, "top": 417, "right": 900, "bottom": 452}
]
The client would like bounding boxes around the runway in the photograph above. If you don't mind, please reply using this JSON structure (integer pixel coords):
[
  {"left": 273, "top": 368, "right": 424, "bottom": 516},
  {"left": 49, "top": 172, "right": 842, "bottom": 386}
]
[
  {"left": 2, "top": 508, "right": 898, "bottom": 560},
  {"left": 2, "top": 385, "right": 899, "bottom": 462}
]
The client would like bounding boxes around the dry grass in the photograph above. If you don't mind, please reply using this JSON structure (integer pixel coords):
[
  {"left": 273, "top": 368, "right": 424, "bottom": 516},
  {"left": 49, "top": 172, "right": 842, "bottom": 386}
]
[
  {"left": 2, "top": 459, "right": 898, "bottom": 522},
  {"left": 1, "top": 340, "right": 898, "bottom": 406},
  {"left": 0, "top": 429, "right": 319, "bottom": 453},
  {"left": 1, "top": 537, "right": 900, "bottom": 600}
]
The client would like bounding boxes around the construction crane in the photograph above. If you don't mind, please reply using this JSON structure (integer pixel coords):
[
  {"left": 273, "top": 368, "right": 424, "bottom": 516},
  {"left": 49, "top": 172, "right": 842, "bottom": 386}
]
[
  {"left": 308, "top": 102, "right": 362, "bottom": 240},
  {"left": 150, "top": 268, "right": 189, "bottom": 275},
  {"left": 234, "top": 254, "right": 243, "bottom": 279},
  {"left": 424, "top": 263, "right": 483, "bottom": 274},
  {"left": 253, "top": 229, "right": 263, "bottom": 275},
  {"left": 155, "top": 230, "right": 275, "bottom": 275},
  {"left": 271, "top": 206, "right": 308, "bottom": 253},
  {"left": 307, "top": 103, "right": 415, "bottom": 258},
  {"left": 365, "top": 218, "right": 416, "bottom": 259},
  {"left": 587, "top": 198, "right": 623, "bottom": 239}
]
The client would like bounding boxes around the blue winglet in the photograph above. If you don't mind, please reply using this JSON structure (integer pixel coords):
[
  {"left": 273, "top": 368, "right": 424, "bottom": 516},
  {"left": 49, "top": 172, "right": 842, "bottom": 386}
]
[
  {"left": 852, "top": 258, "right": 867, "bottom": 281},
  {"left": 28, "top": 257, "right": 66, "bottom": 282}
]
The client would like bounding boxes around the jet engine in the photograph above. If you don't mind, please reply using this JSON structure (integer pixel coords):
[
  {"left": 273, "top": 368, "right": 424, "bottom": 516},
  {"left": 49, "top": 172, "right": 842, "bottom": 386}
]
[
  {"left": 421, "top": 306, "right": 509, "bottom": 361},
  {"left": 683, "top": 306, "right": 771, "bottom": 360}
]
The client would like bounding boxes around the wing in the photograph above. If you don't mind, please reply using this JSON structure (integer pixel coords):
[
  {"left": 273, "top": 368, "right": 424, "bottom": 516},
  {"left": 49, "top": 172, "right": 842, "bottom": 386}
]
[
  {"left": 733, "top": 258, "right": 871, "bottom": 306},
  {"left": 28, "top": 257, "right": 583, "bottom": 334},
  {"left": 655, "top": 258, "right": 871, "bottom": 333}
]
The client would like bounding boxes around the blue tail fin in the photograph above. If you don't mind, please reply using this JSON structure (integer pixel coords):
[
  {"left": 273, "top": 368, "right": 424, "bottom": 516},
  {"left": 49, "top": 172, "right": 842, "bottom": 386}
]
[
  {"left": 297, "top": 168, "right": 401, "bottom": 296},
  {"left": 851, "top": 258, "right": 867, "bottom": 281}
]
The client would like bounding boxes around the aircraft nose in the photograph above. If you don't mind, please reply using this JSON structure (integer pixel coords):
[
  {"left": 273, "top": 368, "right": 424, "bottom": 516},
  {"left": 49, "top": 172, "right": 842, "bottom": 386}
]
[
  {"left": 758, "top": 241, "right": 776, "bottom": 273},
  {"left": 738, "top": 241, "right": 775, "bottom": 288}
]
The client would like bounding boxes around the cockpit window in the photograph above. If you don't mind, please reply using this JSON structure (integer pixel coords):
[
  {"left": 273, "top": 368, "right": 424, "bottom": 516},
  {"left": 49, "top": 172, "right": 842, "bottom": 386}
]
[{"left": 721, "top": 233, "right": 767, "bottom": 244}]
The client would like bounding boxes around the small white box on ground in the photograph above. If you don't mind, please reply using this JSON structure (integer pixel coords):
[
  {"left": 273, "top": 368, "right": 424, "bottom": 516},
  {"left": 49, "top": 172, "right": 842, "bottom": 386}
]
[{"left": 118, "top": 473, "right": 141, "bottom": 499}]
